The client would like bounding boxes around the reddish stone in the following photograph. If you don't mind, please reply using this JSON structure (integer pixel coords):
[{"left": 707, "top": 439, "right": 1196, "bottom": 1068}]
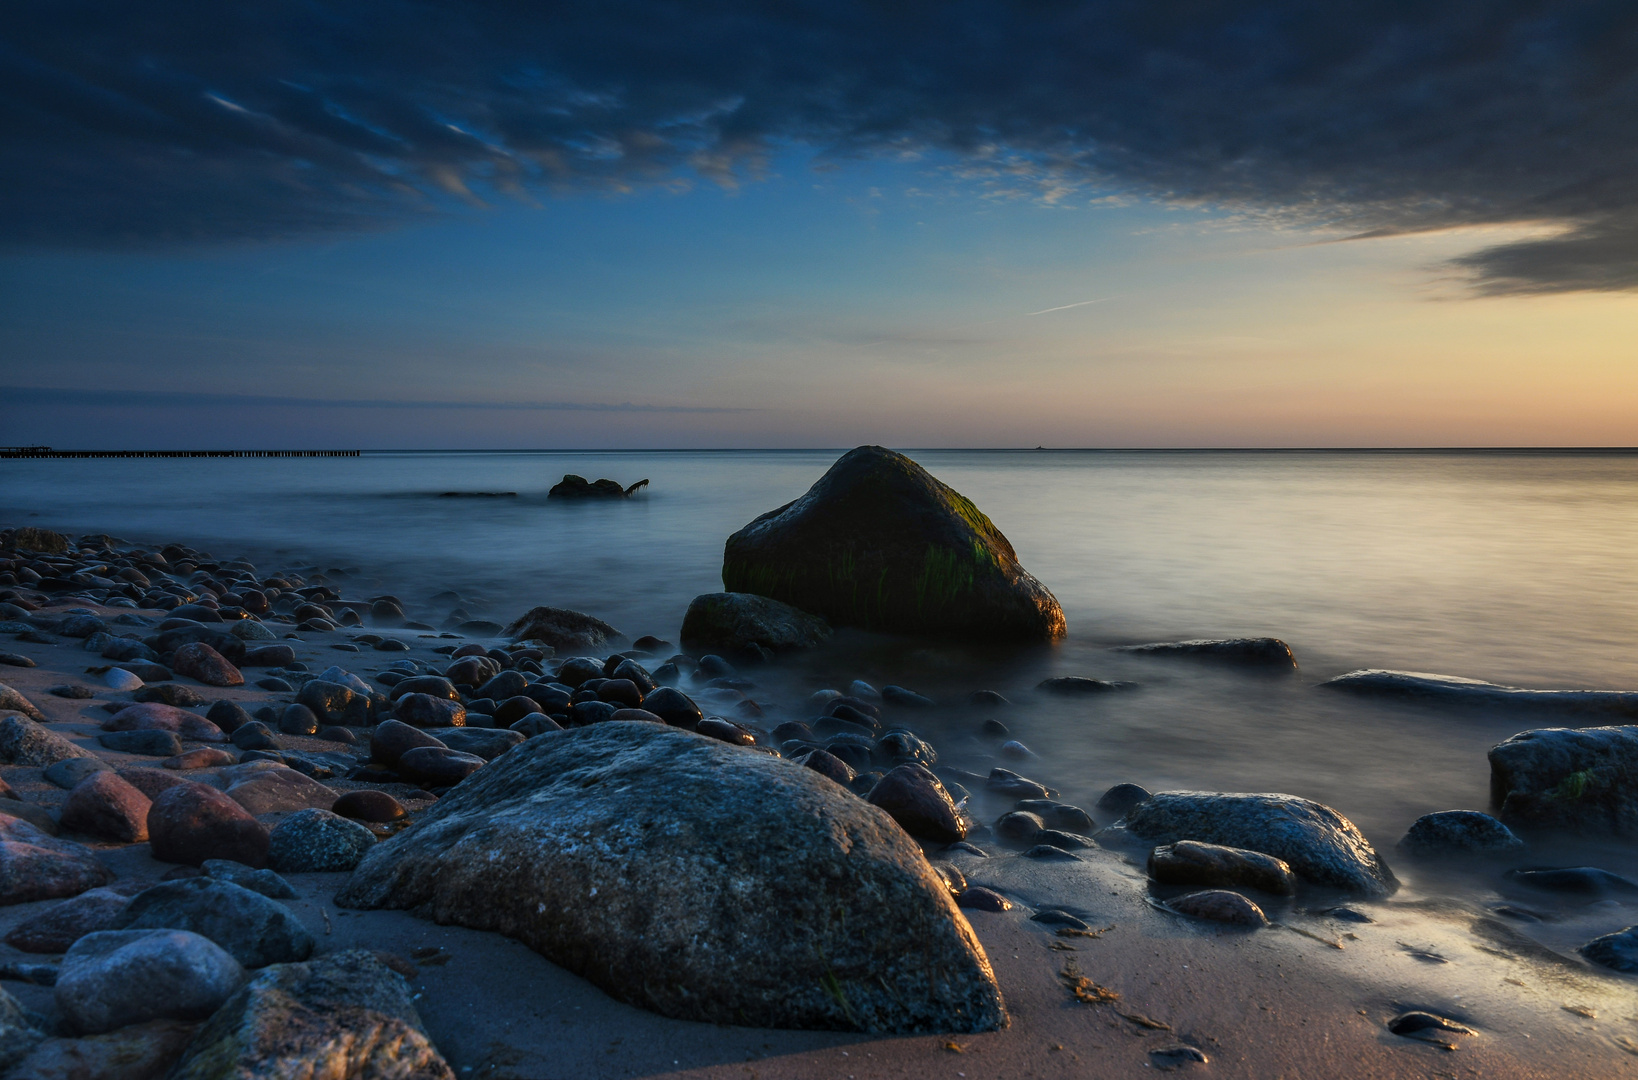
[
  {"left": 0, "top": 815, "right": 116, "bottom": 903},
  {"left": 102, "top": 704, "right": 226, "bottom": 743},
  {"left": 60, "top": 772, "right": 152, "bottom": 843},
  {"left": 1169, "top": 889, "right": 1268, "bottom": 927},
  {"left": 163, "top": 747, "right": 237, "bottom": 770},
  {"left": 147, "top": 783, "right": 270, "bottom": 868},
  {"left": 331, "top": 789, "right": 406, "bottom": 823},
  {"left": 170, "top": 642, "right": 244, "bottom": 687},
  {"left": 117, "top": 767, "right": 190, "bottom": 800}
]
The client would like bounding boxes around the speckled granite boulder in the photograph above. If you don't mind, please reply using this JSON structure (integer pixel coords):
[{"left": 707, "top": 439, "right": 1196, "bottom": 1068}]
[{"left": 339, "top": 722, "right": 1006, "bottom": 1032}]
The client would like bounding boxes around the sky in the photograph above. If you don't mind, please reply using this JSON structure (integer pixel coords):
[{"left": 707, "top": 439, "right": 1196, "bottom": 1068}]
[{"left": 3, "top": 1, "right": 1637, "bottom": 449}]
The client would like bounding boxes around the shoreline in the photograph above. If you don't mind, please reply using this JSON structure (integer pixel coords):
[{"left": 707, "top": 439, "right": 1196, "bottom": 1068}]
[{"left": 0, "top": 525, "right": 1635, "bottom": 1076}]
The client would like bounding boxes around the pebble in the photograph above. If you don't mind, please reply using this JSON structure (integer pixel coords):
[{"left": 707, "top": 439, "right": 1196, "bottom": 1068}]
[
  {"left": 147, "top": 782, "right": 270, "bottom": 868},
  {"left": 331, "top": 789, "right": 407, "bottom": 823},
  {"left": 1168, "top": 889, "right": 1268, "bottom": 927},
  {"left": 1387, "top": 1010, "right": 1477, "bottom": 1042},
  {"left": 1013, "top": 799, "right": 1095, "bottom": 832},
  {"left": 267, "top": 808, "right": 376, "bottom": 872},
  {"left": 103, "top": 668, "right": 142, "bottom": 691},
  {"left": 955, "top": 887, "right": 1011, "bottom": 912},
  {"left": 55, "top": 928, "right": 244, "bottom": 1034},
  {"left": 867, "top": 764, "right": 965, "bottom": 843}
]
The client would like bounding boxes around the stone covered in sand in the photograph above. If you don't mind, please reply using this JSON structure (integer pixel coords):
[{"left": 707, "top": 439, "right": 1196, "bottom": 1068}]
[
  {"left": 339, "top": 722, "right": 1007, "bottom": 1033},
  {"left": 722, "top": 445, "right": 1064, "bottom": 641},
  {"left": 1124, "top": 791, "right": 1398, "bottom": 897}
]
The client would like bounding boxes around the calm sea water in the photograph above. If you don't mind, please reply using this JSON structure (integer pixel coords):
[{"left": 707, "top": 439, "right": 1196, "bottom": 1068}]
[{"left": 5, "top": 449, "right": 1638, "bottom": 875}]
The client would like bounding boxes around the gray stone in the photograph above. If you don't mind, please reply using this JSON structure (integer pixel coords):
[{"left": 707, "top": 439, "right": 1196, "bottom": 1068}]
[
  {"left": 202, "top": 859, "right": 297, "bottom": 899},
  {"left": 225, "top": 766, "right": 339, "bottom": 815},
  {"left": 55, "top": 928, "right": 244, "bottom": 1034},
  {"left": 4, "top": 885, "right": 138, "bottom": 953},
  {"left": 1579, "top": 925, "right": 1638, "bottom": 972},
  {"left": 117, "top": 878, "right": 315, "bottom": 968},
  {"left": 43, "top": 757, "right": 113, "bottom": 790},
  {"left": 267, "top": 809, "right": 375, "bottom": 873},
  {"left": 1167, "top": 889, "right": 1268, "bottom": 927},
  {"left": 1124, "top": 791, "right": 1398, "bottom": 897},
  {"left": 502, "top": 606, "right": 622, "bottom": 651},
  {"left": 0, "top": 715, "right": 94, "bottom": 766},
  {"left": 1326, "top": 670, "right": 1638, "bottom": 713},
  {"left": 1115, "top": 637, "right": 1296, "bottom": 668},
  {"left": 99, "top": 729, "right": 185, "bottom": 757},
  {"left": 0, "top": 983, "right": 45, "bottom": 1072},
  {"left": 1148, "top": 840, "right": 1296, "bottom": 895},
  {"left": 1398, "top": 810, "right": 1524, "bottom": 857},
  {"left": 721, "top": 446, "right": 1064, "bottom": 641},
  {"left": 338, "top": 722, "right": 1006, "bottom": 1033},
  {"left": 1488, "top": 725, "right": 1638, "bottom": 835},
  {"left": 679, "top": 592, "right": 832, "bottom": 655},
  {"left": 167, "top": 949, "right": 453, "bottom": 1080},
  {"left": 0, "top": 815, "right": 115, "bottom": 904}
]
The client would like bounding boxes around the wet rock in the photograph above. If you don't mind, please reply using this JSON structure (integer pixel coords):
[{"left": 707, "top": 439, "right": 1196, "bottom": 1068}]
[
  {"left": 722, "top": 446, "right": 1063, "bottom": 641},
  {"left": 1020, "top": 844, "right": 1080, "bottom": 860},
  {"left": 3, "top": 1018, "right": 200, "bottom": 1080},
  {"left": 201, "top": 859, "right": 297, "bottom": 900},
  {"left": 1149, "top": 1044, "right": 1210, "bottom": 1070},
  {"left": 4, "top": 526, "right": 70, "bottom": 553},
  {"left": 396, "top": 746, "right": 486, "bottom": 787},
  {"left": 297, "top": 680, "right": 372, "bottom": 726},
  {"left": 228, "top": 722, "right": 279, "bottom": 752},
  {"left": 224, "top": 766, "right": 339, "bottom": 815},
  {"left": 278, "top": 704, "right": 320, "bottom": 736},
  {"left": 876, "top": 728, "right": 937, "bottom": 768},
  {"left": 1029, "top": 909, "right": 1088, "bottom": 929},
  {"left": 43, "top": 757, "right": 113, "bottom": 790},
  {"left": 332, "top": 790, "right": 406, "bottom": 824},
  {"left": 930, "top": 861, "right": 966, "bottom": 897},
  {"left": 117, "top": 877, "right": 315, "bottom": 968},
  {"left": 166, "top": 949, "right": 454, "bottom": 1080},
  {"left": 1035, "top": 829, "right": 1094, "bottom": 849},
  {"left": 1168, "top": 889, "right": 1267, "bottom": 926},
  {"left": 268, "top": 809, "right": 375, "bottom": 873},
  {"left": 1037, "top": 676, "right": 1122, "bottom": 695},
  {"left": 994, "top": 811, "right": 1044, "bottom": 843},
  {"left": 55, "top": 928, "right": 244, "bottom": 1034},
  {"left": 1398, "top": 810, "right": 1524, "bottom": 857},
  {"left": 1148, "top": 840, "right": 1296, "bottom": 895},
  {"left": 1013, "top": 799, "right": 1094, "bottom": 832},
  {"left": 147, "top": 783, "right": 271, "bottom": 868},
  {"left": 954, "top": 887, "right": 1011, "bottom": 912},
  {"left": 987, "top": 768, "right": 1055, "bottom": 799},
  {"left": 549, "top": 474, "right": 645, "bottom": 498},
  {"left": 103, "top": 703, "right": 226, "bottom": 742},
  {"left": 1579, "top": 925, "right": 1638, "bottom": 972},
  {"left": 0, "top": 816, "right": 115, "bottom": 903},
  {"left": 969, "top": 690, "right": 1009, "bottom": 707},
  {"left": 100, "top": 729, "right": 185, "bottom": 757},
  {"left": 395, "top": 693, "right": 466, "bottom": 729},
  {"left": 641, "top": 687, "right": 704, "bottom": 729},
  {"left": 60, "top": 771, "right": 151, "bottom": 843},
  {"left": 503, "top": 606, "right": 622, "bottom": 652},
  {"left": 205, "top": 699, "right": 253, "bottom": 734},
  {"left": 475, "top": 670, "right": 529, "bottom": 701},
  {"left": 609, "top": 659, "right": 656, "bottom": 695},
  {"left": 491, "top": 695, "right": 539, "bottom": 727},
  {"left": 0, "top": 716, "right": 89, "bottom": 766},
  {"left": 338, "top": 722, "right": 1006, "bottom": 1033},
  {"left": 509, "top": 713, "right": 563, "bottom": 737},
  {"left": 171, "top": 642, "right": 244, "bottom": 687},
  {"left": 696, "top": 717, "right": 755, "bottom": 745},
  {"left": 596, "top": 678, "right": 644, "bottom": 708},
  {"left": 1507, "top": 866, "right": 1638, "bottom": 897},
  {"left": 1116, "top": 637, "right": 1296, "bottom": 668},
  {"left": 679, "top": 592, "right": 832, "bottom": 657},
  {"left": 798, "top": 748, "right": 856, "bottom": 787},
  {"left": 1387, "top": 1010, "right": 1476, "bottom": 1042},
  {"left": 1124, "top": 791, "right": 1398, "bottom": 897},
  {"left": 569, "top": 700, "right": 618, "bottom": 726},
  {"left": 867, "top": 764, "right": 965, "bottom": 843},
  {"left": 371, "top": 720, "right": 447, "bottom": 766},
  {"left": 1329, "top": 670, "right": 1638, "bottom": 714},
  {"left": 387, "top": 676, "right": 460, "bottom": 702},
  {"left": 165, "top": 747, "right": 238, "bottom": 770},
  {"left": 132, "top": 682, "right": 207, "bottom": 707},
  {"left": 318, "top": 725, "right": 360, "bottom": 745},
  {"left": 4, "top": 885, "right": 136, "bottom": 953},
  {"left": 1488, "top": 725, "right": 1638, "bottom": 836},
  {"left": 553, "top": 656, "right": 605, "bottom": 687}
]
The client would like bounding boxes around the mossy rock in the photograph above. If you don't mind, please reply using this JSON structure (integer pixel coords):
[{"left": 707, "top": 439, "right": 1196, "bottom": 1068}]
[{"left": 722, "top": 446, "right": 1064, "bottom": 641}]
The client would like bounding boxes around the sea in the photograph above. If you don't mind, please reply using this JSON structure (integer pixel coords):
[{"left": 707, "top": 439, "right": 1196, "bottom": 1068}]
[{"left": 5, "top": 448, "right": 1638, "bottom": 883}]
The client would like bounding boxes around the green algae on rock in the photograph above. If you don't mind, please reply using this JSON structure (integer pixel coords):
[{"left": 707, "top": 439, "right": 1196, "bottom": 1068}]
[{"left": 721, "top": 446, "right": 1065, "bottom": 641}]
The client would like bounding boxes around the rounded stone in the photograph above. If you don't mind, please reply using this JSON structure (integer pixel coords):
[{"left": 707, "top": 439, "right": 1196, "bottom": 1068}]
[
  {"left": 331, "top": 789, "right": 406, "bottom": 823},
  {"left": 55, "top": 928, "right": 244, "bottom": 1034},
  {"left": 1168, "top": 889, "right": 1268, "bottom": 927},
  {"left": 369, "top": 720, "right": 446, "bottom": 766},
  {"left": 395, "top": 746, "right": 486, "bottom": 787},
  {"left": 1398, "top": 810, "right": 1524, "bottom": 857},
  {"left": 867, "top": 763, "right": 965, "bottom": 844},
  {"left": 146, "top": 782, "right": 270, "bottom": 868},
  {"left": 60, "top": 771, "right": 152, "bottom": 843},
  {"left": 267, "top": 808, "right": 376, "bottom": 873}
]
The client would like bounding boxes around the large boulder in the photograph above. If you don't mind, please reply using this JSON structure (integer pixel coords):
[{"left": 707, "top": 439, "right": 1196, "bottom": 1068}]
[
  {"left": 338, "top": 722, "right": 1006, "bottom": 1033},
  {"left": 680, "top": 592, "right": 832, "bottom": 656},
  {"left": 721, "top": 446, "right": 1064, "bottom": 641},
  {"left": 1488, "top": 725, "right": 1638, "bottom": 835},
  {"left": 1123, "top": 792, "right": 1398, "bottom": 897},
  {"left": 167, "top": 949, "right": 453, "bottom": 1080},
  {"left": 501, "top": 606, "right": 621, "bottom": 651}
]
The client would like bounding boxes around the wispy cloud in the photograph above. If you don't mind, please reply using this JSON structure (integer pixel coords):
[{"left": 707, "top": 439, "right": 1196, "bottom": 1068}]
[
  {"left": 1027, "top": 298, "right": 1112, "bottom": 317},
  {"left": 1, "top": 387, "right": 752, "bottom": 414}
]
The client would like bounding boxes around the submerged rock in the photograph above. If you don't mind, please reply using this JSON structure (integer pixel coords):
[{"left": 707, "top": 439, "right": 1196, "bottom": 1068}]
[
  {"left": 1488, "top": 725, "right": 1638, "bottom": 835},
  {"left": 1114, "top": 637, "right": 1296, "bottom": 668},
  {"left": 679, "top": 592, "right": 832, "bottom": 656},
  {"left": 1124, "top": 791, "right": 1398, "bottom": 897},
  {"left": 167, "top": 949, "right": 453, "bottom": 1080},
  {"left": 1580, "top": 925, "right": 1638, "bottom": 972},
  {"left": 1398, "top": 810, "right": 1524, "bottom": 857},
  {"left": 1325, "top": 670, "right": 1638, "bottom": 714},
  {"left": 338, "top": 722, "right": 1006, "bottom": 1033},
  {"left": 721, "top": 445, "right": 1064, "bottom": 641},
  {"left": 502, "top": 606, "right": 622, "bottom": 651},
  {"left": 548, "top": 474, "right": 648, "bottom": 499}
]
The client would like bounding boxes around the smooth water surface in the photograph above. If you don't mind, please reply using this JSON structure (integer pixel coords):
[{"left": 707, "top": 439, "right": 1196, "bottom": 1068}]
[{"left": 5, "top": 449, "right": 1638, "bottom": 868}]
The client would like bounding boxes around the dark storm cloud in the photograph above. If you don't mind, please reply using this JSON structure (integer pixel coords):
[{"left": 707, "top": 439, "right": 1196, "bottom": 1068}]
[{"left": 5, "top": 1, "right": 1637, "bottom": 292}]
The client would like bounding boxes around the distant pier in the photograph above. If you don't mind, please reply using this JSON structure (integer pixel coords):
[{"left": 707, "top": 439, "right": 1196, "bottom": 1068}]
[{"left": 0, "top": 447, "right": 359, "bottom": 459}]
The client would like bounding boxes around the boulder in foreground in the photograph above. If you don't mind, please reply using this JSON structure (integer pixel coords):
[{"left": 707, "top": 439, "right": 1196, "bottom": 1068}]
[
  {"left": 1488, "top": 725, "right": 1638, "bottom": 835},
  {"left": 679, "top": 592, "right": 832, "bottom": 656},
  {"left": 1124, "top": 791, "right": 1398, "bottom": 897},
  {"left": 169, "top": 949, "right": 453, "bottom": 1080},
  {"left": 722, "top": 445, "right": 1064, "bottom": 641},
  {"left": 502, "top": 606, "right": 621, "bottom": 651},
  {"left": 339, "top": 722, "right": 1006, "bottom": 1032}
]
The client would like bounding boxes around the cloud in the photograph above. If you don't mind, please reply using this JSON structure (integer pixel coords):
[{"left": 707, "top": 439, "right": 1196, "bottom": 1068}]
[
  {"left": 0, "top": 387, "right": 752, "bottom": 413},
  {"left": 5, "top": 2, "right": 1637, "bottom": 292}
]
